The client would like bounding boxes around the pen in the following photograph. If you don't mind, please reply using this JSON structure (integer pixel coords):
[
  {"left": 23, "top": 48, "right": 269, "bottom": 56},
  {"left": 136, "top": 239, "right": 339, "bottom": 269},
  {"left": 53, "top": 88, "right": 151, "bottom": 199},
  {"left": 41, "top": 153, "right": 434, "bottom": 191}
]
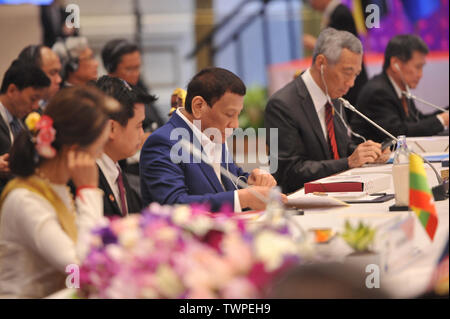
[{"left": 313, "top": 192, "right": 328, "bottom": 196}]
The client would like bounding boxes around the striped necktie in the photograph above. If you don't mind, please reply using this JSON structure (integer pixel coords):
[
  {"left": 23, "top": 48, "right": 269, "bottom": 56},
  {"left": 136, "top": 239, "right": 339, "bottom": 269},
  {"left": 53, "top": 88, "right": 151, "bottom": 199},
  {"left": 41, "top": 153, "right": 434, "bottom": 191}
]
[
  {"left": 10, "top": 117, "right": 22, "bottom": 138},
  {"left": 325, "top": 102, "right": 340, "bottom": 160},
  {"left": 116, "top": 167, "right": 128, "bottom": 216}
]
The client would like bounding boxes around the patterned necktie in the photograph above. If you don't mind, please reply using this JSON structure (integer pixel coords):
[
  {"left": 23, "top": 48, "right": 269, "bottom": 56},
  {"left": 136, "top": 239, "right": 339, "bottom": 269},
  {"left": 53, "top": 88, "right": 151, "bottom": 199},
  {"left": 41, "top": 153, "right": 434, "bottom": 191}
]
[
  {"left": 401, "top": 95, "right": 410, "bottom": 117},
  {"left": 116, "top": 167, "right": 128, "bottom": 216},
  {"left": 325, "top": 102, "right": 340, "bottom": 160},
  {"left": 10, "top": 118, "right": 22, "bottom": 138}
]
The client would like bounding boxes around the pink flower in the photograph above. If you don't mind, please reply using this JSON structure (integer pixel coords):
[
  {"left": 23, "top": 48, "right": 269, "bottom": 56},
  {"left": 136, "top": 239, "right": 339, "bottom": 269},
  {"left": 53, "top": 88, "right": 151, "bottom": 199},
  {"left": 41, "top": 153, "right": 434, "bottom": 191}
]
[{"left": 36, "top": 115, "right": 53, "bottom": 130}]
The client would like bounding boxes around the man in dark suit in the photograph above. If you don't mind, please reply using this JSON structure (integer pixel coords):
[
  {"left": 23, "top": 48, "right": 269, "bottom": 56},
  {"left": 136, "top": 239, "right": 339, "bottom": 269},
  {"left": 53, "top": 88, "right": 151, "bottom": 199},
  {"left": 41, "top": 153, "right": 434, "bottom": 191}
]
[
  {"left": 101, "top": 39, "right": 165, "bottom": 133},
  {"left": 265, "top": 28, "right": 389, "bottom": 194},
  {"left": 140, "top": 67, "right": 281, "bottom": 212},
  {"left": 52, "top": 37, "right": 99, "bottom": 88},
  {"left": 0, "top": 60, "right": 50, "bottom": 193},
  {"left": 351, "top": 35, "right": 449, "bottom": 142},
  {"left": 303, "top": 0, "right": 368, "bottom": 115},
  {"left": 94, "top": 76, "right": 150, "bottom": 217}
]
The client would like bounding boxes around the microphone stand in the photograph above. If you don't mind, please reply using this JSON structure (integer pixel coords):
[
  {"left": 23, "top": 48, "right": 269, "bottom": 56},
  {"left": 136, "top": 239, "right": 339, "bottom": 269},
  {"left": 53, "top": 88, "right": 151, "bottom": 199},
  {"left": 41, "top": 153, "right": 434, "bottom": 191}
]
[
  {"left": 338, "top": 98, "right": 448, "bottom": 201},
  {"left": 402, "top": 91, "right": 448, "bottom": 113},
  {"left": 178, "top": 139, "right": 308, "bottom": 241}
]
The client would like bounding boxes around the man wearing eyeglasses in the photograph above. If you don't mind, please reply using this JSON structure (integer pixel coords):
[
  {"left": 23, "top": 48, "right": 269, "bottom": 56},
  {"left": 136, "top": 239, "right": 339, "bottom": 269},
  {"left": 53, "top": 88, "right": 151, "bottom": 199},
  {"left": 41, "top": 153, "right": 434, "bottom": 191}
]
[{"left": 52, "top": 36, "right": 99, "bottom": 87}]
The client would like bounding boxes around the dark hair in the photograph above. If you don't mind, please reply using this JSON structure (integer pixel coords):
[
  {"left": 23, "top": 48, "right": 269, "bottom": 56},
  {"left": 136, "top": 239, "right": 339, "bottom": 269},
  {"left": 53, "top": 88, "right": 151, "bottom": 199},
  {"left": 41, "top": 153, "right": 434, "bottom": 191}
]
[
  {"left": 0, "top": 59, "right": 50, "bottom": 94},
  {"left": 383, "top": 34, "right": 429, "bottom": 72},
  {"left": 9, "top": 86, "right": 119, "bottom": 177},
  {"left": 101, "top": 39, "right": 139, "bottom": 73},
  {"left": 94, "top": 75, "right": 156, "bottom": 126},
  {"left": 17, "top": 44, "right": 44, "bottom": 67},
  {"left": 185, "top": 67, "right": 246, "bottom": 113}
]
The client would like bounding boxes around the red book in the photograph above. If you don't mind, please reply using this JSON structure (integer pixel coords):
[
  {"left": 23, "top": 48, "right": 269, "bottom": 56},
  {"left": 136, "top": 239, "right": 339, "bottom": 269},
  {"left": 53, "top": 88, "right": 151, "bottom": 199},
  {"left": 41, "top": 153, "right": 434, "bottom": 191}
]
[{"left": 304, "top": 174, "right": 391, "bottom": 194}]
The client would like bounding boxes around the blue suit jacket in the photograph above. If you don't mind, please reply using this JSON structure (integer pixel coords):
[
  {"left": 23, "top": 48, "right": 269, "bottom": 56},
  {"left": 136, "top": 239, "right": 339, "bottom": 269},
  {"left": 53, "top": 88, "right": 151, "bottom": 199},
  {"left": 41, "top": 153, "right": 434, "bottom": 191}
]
[{"left": 140, "top": 112, "right": 249, "bottom": 211}]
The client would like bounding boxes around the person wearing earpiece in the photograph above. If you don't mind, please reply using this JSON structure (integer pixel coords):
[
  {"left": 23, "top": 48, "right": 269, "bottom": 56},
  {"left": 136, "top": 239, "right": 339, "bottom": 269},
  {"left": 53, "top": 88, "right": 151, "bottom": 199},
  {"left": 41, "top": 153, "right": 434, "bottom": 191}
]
[
  {"left": 350, "top": 34, "right": 449, "bottom": 143},
  {"left": 140, "top": 67, "right": 284, "bottom": 212},
  {"left": 265, "top": 28, "right": 389, "bottom": 194},
  {"left": 52, "top": 36, "right": 99, "bottom": 88},
  {"left": 101, "top": 39, "right": 165, "bottom": 133}
]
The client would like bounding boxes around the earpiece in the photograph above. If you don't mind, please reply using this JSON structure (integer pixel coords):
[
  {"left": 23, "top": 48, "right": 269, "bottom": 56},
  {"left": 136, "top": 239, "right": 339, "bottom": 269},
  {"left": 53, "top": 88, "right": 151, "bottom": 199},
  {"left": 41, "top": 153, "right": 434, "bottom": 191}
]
[
  {"left": 394, "top": 63, "right": 400, "bottom": 72},
  {"left": 320, "top": 64, "right": 324, "bottom": 75}
]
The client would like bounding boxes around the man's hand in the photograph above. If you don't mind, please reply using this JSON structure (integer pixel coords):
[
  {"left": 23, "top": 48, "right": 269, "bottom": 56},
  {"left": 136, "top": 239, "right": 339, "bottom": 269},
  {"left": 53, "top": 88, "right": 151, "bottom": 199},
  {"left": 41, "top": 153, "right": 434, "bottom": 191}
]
[
  {"left": 438, "top": 112, "right": 449, "bottom": 127},
  {"left": 247, "top": 168, "right": 277, "bottom": 187},
  {"left": 375, "top": 147, "right": 391, "bottom": 164},
  {"left": 238, "top": 186, "right": 287, "bottom": 211},
  {"left": 348, "top": 140, "right": 382, "bottom": 168},
  {"left": 0, "top": 153, "right": 10, "bottom": 176}
]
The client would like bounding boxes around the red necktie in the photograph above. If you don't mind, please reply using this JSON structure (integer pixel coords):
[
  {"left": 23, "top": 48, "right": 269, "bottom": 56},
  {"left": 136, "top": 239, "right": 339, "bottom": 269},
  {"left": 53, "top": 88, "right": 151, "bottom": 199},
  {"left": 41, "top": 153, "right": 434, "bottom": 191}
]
[
  {"left": 401, "top": 95, "right": 410, "bottom": 117},
  {"left": 325, "top": 102, "right": 340, "bottom": 160},
  {"left": 117, "top": 167, "right": 128, "bottom": 216}
]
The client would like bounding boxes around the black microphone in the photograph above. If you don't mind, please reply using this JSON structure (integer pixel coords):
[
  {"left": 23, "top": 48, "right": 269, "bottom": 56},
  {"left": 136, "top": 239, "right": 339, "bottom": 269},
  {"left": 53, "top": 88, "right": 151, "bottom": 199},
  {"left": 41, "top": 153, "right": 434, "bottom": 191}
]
[{"left": 338, "top": 97, "right": 448, "bottom": 201}]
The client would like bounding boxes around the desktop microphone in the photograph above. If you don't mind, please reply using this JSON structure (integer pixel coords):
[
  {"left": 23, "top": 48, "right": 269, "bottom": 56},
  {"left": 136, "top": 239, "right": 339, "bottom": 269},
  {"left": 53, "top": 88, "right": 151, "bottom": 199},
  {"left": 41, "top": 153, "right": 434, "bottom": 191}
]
[
  {"left": 401, "top": 90, "right": 448, "bottom": 113},
  {"left": 178, "top": 139, "right": 308, "bottom": 239},
  {"left": 338, "top": 97, "right": 448, "bottom": 201}
]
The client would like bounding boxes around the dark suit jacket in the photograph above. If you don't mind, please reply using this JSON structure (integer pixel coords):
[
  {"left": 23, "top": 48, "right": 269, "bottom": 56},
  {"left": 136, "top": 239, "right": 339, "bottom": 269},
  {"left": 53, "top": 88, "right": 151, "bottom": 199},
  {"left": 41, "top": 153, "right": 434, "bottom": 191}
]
[
  {"left": 0, "top": 115, "right": 13, "bottom": 194},
  {"left": 328, "top": 4, "right": 369, "bottom": 115},
  {"left": 0, "top": 115, "right": 12, "bottom": 156},
  {"left": 350, "top": 72, "right": 444, "bottom": 143},
  {"left": 139, "top": 112, "right": 249, "bottom": 212},
  {"left": 98, "top": 167, "right": 143, "bottom": 218},
  {"left": 264, "top": 76, "right": 356, "bottom": 194}
]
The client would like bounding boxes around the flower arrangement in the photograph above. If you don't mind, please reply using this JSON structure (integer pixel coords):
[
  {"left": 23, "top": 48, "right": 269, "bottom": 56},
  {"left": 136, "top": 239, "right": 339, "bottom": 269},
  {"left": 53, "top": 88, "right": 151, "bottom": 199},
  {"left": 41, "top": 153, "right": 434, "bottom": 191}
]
[
  {"left": 78, "top": 203, "right": 302, "bottom": 299},
  {"left": 25, "top": 112, "right": 56, "bottom": 159}
]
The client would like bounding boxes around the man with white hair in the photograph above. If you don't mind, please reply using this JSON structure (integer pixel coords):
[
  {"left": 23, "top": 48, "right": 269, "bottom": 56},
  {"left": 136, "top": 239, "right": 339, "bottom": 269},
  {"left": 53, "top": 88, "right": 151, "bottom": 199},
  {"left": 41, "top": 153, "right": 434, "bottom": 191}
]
[
  {"left": 264, "top": 28, "right": 390, "bottom": 194},
  {"left": 52, "top": 36, "right": 98, "bottom": 87}
]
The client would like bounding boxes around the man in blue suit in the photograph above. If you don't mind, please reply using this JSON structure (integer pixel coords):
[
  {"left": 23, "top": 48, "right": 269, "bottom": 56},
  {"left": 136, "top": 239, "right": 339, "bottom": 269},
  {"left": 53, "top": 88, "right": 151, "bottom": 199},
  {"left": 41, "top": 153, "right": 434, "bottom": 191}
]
[{"left": 140, "top": 67, "right": 282, "bottom": 212}]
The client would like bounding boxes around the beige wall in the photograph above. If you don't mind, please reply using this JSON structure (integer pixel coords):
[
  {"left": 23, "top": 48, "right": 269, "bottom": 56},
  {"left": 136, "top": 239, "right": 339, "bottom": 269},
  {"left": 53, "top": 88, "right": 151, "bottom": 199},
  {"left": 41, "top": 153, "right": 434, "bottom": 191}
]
[{"left": 0, "top": 4, "right": 41, "bottom": 77}]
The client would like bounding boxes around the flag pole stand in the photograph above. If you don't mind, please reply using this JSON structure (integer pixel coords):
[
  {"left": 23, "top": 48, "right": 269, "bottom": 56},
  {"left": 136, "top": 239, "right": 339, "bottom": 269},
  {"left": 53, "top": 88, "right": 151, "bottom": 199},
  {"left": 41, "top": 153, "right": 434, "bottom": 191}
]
[{"left": 389, "top": 204, "right": 409, "bottom": 212}]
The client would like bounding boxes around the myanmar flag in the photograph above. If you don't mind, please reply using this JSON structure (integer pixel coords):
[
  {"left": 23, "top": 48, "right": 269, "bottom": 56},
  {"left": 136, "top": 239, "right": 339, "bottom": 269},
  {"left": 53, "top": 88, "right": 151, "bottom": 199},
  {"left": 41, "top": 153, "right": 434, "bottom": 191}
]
[{"left": 409, "top": 153, "right": 438, "bottom": 241}]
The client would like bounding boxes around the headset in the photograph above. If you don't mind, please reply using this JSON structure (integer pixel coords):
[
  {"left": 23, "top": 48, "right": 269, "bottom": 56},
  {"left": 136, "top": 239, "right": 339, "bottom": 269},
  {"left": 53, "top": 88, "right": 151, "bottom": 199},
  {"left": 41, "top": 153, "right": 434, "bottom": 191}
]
[
  {"left": 320, "top": 64, "right": 367, "bottom": 142},
  {"left": 55, "top": 38, "right": 79, "bottom": 81},
  {"left": 394, "top": 63, "right": 420, "bottom": 122}
]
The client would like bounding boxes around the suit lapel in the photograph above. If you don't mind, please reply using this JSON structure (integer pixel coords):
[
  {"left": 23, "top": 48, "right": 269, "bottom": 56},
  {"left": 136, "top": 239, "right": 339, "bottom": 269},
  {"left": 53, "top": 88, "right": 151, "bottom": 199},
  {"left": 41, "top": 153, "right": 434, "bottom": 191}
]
[
  {"left": 98, "top": 167, "right": 122, "bottom": 217},
  {"left": 0, "top": 115, "right": 12, "bottom": 147},
  {"left": 295, "top": 78, "right": 331, "bottom": 158},
  {"left": 382, "top": 73, "right": 411, "bottom": 120}
]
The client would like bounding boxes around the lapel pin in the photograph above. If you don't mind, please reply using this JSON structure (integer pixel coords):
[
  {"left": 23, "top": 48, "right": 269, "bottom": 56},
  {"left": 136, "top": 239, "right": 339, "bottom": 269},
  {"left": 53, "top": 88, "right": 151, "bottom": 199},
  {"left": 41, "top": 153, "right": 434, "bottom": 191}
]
[{"left": 109, "top": 194, "right": 115, "bottom": 202}]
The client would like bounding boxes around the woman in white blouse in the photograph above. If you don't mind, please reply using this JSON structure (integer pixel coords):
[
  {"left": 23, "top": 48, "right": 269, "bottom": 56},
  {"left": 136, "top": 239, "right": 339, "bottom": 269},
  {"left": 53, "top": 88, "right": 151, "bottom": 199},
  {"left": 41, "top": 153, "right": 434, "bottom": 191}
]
[{"left": 0, "top": 86, "right": 119, "bottom": 298}]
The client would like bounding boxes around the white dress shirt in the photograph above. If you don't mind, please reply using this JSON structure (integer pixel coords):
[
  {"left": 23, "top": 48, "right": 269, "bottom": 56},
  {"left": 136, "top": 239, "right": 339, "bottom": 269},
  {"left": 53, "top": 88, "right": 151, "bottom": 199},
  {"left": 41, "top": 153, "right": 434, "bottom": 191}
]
[
  {"left": 0, "top": 181, "right": 105, "bottom": 298},
  {"left": 96, "top": 153, "right": 128, "bottom": 214},
  {"left": 176, "top": 108, "right": 242, "bottom": 212},
  {"left": 301, "top": 68, "right": 330, "bottom": 141}
]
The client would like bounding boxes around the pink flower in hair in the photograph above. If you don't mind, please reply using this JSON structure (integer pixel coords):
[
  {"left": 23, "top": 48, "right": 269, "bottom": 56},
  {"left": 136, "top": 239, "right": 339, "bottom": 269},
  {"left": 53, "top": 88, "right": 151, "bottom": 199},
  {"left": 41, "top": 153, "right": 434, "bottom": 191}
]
[{"left": 35, "top": 115, "right": 56, "bottom": 159}]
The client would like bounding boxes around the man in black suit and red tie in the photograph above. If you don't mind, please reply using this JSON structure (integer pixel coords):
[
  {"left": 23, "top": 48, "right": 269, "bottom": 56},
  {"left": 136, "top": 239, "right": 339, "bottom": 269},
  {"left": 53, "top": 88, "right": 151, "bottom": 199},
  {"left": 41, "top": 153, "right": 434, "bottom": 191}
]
[
  {"left": 94, "top": 76, "right": 154, "bottom": 217},
  {"left": 265, "top": 28, "right": 389, "bottom": 194},
  {"left": 303, "top": 0, "right": 369, "bottom": 118},
  {"left": 350, "top": 34, "right": 449, "bottom": 143}
]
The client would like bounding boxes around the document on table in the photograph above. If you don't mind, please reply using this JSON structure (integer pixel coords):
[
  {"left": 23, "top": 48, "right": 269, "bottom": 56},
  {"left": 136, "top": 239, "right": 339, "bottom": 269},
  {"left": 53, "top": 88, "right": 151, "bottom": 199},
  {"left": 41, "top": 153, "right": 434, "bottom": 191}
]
[{"left": 286, "top": 193, "right": 349, "bottom": 209}]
